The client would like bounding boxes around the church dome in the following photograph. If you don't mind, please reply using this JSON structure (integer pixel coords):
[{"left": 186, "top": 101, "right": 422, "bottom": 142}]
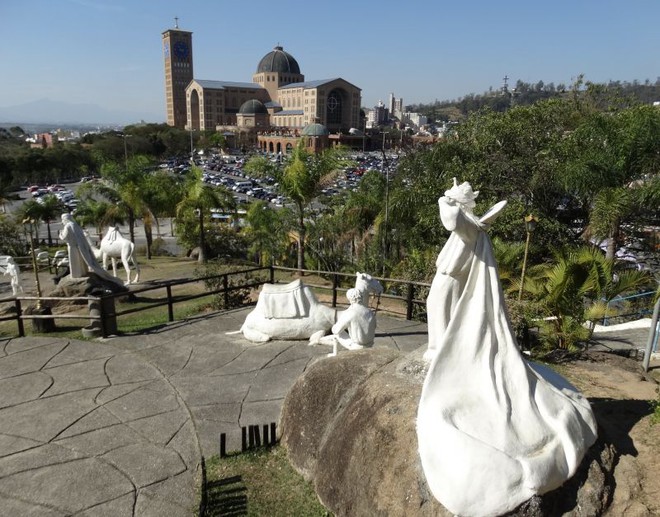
[
  {"left": 257, "top": 46, "right": 301, "bottom": 74},
  {"left": 301, "top": 123, "right": 329, "bottom": 137},
  {"left": 238, "top": 99, "right": 267, "bottom": 115}
]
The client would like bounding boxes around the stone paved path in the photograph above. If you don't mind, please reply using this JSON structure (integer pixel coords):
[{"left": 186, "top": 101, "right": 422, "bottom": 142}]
[{"left": 0, "top": 308, "right": 427, "bottom": 516}]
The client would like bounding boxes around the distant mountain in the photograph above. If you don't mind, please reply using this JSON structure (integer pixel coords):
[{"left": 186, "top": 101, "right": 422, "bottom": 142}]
[{"left": 0, "top": 98, "right": 164, "bottom": 126}]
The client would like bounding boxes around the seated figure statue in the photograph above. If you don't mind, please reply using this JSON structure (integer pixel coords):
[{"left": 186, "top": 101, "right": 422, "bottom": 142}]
[{"left": 319, "top": 288, "right": 377, "bottom": 356}]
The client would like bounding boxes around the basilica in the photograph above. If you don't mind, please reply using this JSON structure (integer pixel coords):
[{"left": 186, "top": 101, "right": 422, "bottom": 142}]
[{"left": 162, "top": 25, "right": 363, "bottom": 143}]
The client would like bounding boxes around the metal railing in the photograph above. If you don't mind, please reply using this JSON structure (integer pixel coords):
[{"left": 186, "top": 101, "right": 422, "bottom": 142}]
[
  {"left": 602, "top": 290, "right": 656, "bottom": 326},
  {"left": 0, "top": 266, "right": 431, "bottom": 339}
]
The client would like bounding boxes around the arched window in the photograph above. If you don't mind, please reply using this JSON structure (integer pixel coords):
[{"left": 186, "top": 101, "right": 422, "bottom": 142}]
[{"left": 326, "top": 90, "right": 342, "bottom": 124}]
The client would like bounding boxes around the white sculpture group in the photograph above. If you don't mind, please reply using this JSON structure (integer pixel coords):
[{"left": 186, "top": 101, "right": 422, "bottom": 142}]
[
  {"left": 417, "top": 179, "right": 598, "bottom": 517},
  {"left": 238, "top": 272, "right": 382, "bottom": 350},
  {"left": 85, "top": 227, "right": 140, "bottom": 284},
  {"left": 58, "top": 214, "right": 138, "bottom": 285}
]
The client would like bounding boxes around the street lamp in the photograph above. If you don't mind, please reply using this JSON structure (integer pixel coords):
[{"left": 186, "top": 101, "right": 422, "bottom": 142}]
[
  {"left": 518, "top": 214, "right": 538, "bottom": 301},
  {"left": 22, "top": 218, "right": 55, "bottom": 332}
]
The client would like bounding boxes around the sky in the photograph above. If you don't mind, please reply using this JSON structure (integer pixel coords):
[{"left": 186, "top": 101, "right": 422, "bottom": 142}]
[{"left": 2, "top": 0, "right": 659, "bottom": 122}]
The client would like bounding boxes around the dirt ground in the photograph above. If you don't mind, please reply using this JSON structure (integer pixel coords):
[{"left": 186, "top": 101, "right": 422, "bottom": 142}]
[{"left": 562, "top": 352, "right": 660, "bottom": 516}]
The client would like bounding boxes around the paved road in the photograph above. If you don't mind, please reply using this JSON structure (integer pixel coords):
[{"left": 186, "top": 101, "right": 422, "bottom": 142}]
[{"left": 0, "top": 309, "right": 427, "bottom": 516}]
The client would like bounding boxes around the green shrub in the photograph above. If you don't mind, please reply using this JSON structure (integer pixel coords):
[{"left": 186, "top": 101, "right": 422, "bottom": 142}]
[{"left": 195, "top": 260, "right": 254, "bottom": 310}]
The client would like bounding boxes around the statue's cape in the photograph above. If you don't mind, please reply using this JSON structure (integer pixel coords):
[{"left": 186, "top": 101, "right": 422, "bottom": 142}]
[{"left": 417, "top": 230, "right": 597, "bottom": 517}]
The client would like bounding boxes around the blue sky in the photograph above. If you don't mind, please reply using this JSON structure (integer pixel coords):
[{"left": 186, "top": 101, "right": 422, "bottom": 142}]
[{"left": 2, "top": 0, "right": 659, "bottom": 122}]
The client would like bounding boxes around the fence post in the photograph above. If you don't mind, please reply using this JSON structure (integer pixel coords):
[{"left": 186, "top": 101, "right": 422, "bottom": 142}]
[
  {"left": 223, "top": 274, "right": 229, "bottom": 308},
  {"left": 406, "top": 282, "right": 415, "bottom": 320},
  {"left": 199, "top": 455, "right": 207, "bottom": 517},
  {"left": 99, "top": 293, "right": 108, "bottom": 338},
  {"left": 166, "top": 285, "right": 174, "bottom": 322},
  {"left": 642, "top": 298, "right": 660, "bottom": 372},
  {"left": 332, "top": 274, "right": 339, "bottom": 308},
  {"left": 15, "top": 298, "right": 25, "bottom": 337}
]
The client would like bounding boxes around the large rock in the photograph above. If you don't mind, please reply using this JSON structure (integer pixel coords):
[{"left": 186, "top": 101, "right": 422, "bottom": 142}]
[
  {"left": 280, "top": 347, "right": 616, "bottom": 517},
  {"left": 47, "top": 273, "right": 128, "bottom": 310}
]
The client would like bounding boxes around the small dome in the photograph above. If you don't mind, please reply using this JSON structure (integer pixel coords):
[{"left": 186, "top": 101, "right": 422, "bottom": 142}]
[
  {"left": 238, "top": 99, "right": 267, "bottom": 115},
  {"left": 257, "top": 46, "right": 301, "bottom": 74},
  {"left": 301, "top": 123, "right": 329, "bottom": 137}
]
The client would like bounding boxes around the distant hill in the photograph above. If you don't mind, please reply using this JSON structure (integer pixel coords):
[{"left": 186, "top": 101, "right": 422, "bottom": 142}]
[{"left": 0, "top": 98, "right": 164, "bottom": 126}]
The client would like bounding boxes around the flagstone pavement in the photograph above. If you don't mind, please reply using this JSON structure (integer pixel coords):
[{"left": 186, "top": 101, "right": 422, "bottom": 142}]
[{"left": 0, "top": 307, "right": 655, "bottom": 516}]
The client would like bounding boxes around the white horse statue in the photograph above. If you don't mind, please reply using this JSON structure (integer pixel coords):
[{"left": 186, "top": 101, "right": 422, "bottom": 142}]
[
  {"left": 86, "top": 227, "right": 140, "bottom": 285},
  {"left": 236, "top": 272, "right": 382, "bottom": 343}
]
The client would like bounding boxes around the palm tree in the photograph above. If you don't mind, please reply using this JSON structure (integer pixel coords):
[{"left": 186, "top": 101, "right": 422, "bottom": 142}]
[
  {"left": 245, "top": 201, "right": 289, "bottom": 266},
  {"left": 341, "top": 170, "right": 386, "bottom": 264},
  {"left": 520, "top": 246, "right": 652, "bottom": 350},
  {"left": 87, "top": 154, "right": 167, "bottom": 258},
  {"left": 74, "top": 197, "right": 124, "bottom": 241},
  {"left": 245, "top": 142, "right": 345, "bottom": 271},
  {"left": 19, "top": 195, "right": 63, "bottom": 248},
  {"left": 176, "top": 166, "right": 235, "bottom": 263},
  {"left": 38, "top": 194, "right": 65, "bottom": 247}
]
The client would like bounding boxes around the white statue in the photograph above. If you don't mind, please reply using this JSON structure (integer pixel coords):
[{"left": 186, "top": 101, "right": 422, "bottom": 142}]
[
  {"left": 58, "top": 213, "right": 121, "bottom": 284},
  {"left": 424, "top": 179, "right": 496, "bottom": 361},
  {"left": 85, "top": 227, "right": 140, "bottom": 284},
  {"left": 322, "top": 287, "right": 377, "bottom": 356},
  {"left": 417, "top": 179, "right": 598, "bottom": 517},
  {"left": 238, "top": 278, "right": 336, "bottom": 343},
  {"left": 3, "top": 257, "right": 24, "bottom": 295},
  {"left": 237, "top": 272, "right": 382, "bottom": 344}
]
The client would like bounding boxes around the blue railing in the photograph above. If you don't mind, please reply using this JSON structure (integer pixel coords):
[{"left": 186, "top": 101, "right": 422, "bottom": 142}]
[{"left": 603, "top": 291, "right": 656, "bottom": 326}]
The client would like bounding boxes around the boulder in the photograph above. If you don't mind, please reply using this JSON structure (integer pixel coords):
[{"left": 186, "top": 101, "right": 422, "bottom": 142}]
[{"left": 280, "top": 347, "right": 615, "bottom": 517}]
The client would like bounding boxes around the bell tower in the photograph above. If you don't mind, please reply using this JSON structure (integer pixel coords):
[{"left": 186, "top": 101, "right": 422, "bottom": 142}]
[{"left": 162, "top": 18, "right": 193, "bottom": 128}]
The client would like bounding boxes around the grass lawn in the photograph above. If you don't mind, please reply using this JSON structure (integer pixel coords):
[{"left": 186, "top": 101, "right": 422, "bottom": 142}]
[{"left": 203, "top": 447, "right": 329, "bottom": 517}]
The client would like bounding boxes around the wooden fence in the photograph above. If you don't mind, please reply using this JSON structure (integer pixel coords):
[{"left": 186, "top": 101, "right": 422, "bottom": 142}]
[{"left": 0, "top": 266, "right": 431, "bottom": 338}]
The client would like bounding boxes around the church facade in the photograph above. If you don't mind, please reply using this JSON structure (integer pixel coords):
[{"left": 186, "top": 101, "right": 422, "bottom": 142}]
[{"left": 162, "top": 25, "right": 362, "bottom": 136}]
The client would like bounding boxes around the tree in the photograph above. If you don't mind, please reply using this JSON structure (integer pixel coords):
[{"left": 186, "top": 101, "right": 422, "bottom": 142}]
[
  {"left": 19, "top": 195, "right": 63, "bottom": 247},
  {"left": 340, "top": 170, "right": 387, "bottom": 264},
  {"left": 73, "top": 197, "right": 124, "bottom": 241},
  {"left": 140, "top": 171, "right": 183, "bottom": 240},
  {"left": 37, "top": 194, "right": 64, "bottom": 247},
  {"left": 245, "top": 201, "right": 290, "bottom": 266},
  {"left": 562, "top": 105, "right": 660, "bottom": 259},
  {"left": 94, "top": 154, "right": 168, "bottom": 259},
  {"left": 245, "top": 143, "right": 345, "bottom": 271},
  {"left": 0, "top": 214, "right": 27, "bottom": 256},
  {"left": 520, "top": 247, "right": 652, "bottom": 351},
  {"left": 175, "top": 166, "right": 235, "bottom": 263}
]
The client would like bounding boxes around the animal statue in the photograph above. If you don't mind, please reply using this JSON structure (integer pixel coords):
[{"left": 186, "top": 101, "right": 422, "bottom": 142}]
[
  {"left": 236, "top": 272, "right": 383, "bottom": 343},
  {"left": 354, "top": 271, "right": 383, "bottom": 307},
  {"left": 86, "top": 227, "right": 140, "bottom": 284}
]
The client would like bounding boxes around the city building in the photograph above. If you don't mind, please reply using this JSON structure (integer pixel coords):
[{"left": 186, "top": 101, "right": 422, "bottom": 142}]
[
  {"left": 29, "top": 133, "right": 57, "bottom": 149},
  {"left": 389, "top": 93, "right": 404, "bottom": 120},
  {"left": 365, "top": 100, "right": 389, "bottom": 128},
  {"left": 162, "top": 22, "right": 362, "bottom": 140}
]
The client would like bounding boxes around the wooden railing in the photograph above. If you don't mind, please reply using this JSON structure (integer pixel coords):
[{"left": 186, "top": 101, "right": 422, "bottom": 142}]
[{"left": 0, "top": 266, "right": 431, "bottom": 339}]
